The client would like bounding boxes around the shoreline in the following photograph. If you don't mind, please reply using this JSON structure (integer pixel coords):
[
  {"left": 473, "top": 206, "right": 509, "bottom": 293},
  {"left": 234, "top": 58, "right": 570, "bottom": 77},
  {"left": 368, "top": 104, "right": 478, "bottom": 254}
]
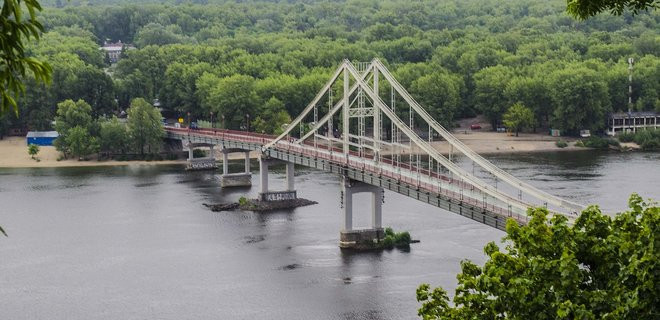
[{"left": 0, "top": 133, "right": 638, "bottom": 169}]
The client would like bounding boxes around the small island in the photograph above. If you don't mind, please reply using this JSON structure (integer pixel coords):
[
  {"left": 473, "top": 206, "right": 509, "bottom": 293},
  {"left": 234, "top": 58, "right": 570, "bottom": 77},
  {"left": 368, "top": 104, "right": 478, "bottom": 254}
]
[
  {"left": 340, "top": 227, "right": 418, "bottom": 251},
  {"left": 204, "top": 196, "right": 317, "bottom": 212}
]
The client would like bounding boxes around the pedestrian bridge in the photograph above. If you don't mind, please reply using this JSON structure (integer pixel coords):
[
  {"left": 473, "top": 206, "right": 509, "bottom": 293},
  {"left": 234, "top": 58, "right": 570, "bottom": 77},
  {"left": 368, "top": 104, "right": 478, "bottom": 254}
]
[{"left": 166, "top": 59, "right": 583, "bottom": 245}]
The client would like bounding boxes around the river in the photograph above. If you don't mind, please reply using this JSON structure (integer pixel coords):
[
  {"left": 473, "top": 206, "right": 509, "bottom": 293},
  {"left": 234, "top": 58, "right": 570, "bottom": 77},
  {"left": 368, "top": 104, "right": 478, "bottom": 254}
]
[{"left": 0, "top": 150, "right": 658, "bottom": 319}]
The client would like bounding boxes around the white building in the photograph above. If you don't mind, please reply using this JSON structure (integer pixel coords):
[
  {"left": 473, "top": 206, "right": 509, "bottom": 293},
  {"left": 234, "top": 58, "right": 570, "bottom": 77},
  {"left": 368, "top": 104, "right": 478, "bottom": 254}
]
[{"left": 100, "top": 40, "right": 134, "bottom": 63}]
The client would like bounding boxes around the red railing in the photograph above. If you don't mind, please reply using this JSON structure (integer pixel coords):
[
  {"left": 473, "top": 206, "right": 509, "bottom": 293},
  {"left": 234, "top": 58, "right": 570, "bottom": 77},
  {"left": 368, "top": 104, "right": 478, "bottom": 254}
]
[{"left": 166, "top": 127, "right": 527, "bottom": 224}]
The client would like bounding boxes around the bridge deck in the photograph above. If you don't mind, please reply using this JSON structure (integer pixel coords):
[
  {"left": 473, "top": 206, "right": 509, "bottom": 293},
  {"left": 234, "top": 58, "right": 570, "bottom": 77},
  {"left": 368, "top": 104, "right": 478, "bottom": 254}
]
[{"left": 166, "top": 127, "right": 533, "bottom": 231}]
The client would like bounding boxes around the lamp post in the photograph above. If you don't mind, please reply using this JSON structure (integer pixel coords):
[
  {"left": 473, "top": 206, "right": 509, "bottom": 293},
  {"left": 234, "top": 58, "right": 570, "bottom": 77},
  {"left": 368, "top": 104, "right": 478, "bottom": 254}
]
[
  {"left": 210, "top": 111, "right": 214, "bottom": 128},
  {"left": 627, "top": 57, "right": 634, "bottom": 133},
  {"left": 246, "top": 113, "right": 250, "bottom": 132},
  {"left": 221, "top": 114, "right": 225, "bottom": 129},
  {"left": 187, "top": 112, "right": 191, "bottom": 128}
]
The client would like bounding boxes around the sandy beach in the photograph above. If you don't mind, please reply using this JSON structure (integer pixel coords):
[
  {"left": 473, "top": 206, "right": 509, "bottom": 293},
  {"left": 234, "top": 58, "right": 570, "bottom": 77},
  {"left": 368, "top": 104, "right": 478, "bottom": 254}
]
[
  {"left": 429, "top": 130, "right": 584, "bottom": 155},
  {"left": 0, "top": 137, "right": 185, "bottom": 168},
  {"left": 0, "top": 130, "right": 585, "bottom": 169}
]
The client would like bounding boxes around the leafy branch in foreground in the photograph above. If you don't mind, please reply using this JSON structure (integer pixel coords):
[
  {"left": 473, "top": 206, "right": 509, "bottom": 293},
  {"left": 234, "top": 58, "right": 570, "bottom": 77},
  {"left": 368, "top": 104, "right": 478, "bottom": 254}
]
[
  {"left": 0, "top": 0, "right": 52, "bottom": 114},
  {"left": 417, "top": 193, "right": 658, "bottom": 319}
]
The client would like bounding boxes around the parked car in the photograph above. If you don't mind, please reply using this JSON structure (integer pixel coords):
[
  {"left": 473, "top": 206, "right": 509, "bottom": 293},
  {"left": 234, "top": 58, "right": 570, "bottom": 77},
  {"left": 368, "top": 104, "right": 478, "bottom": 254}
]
[
  {"left": 470, "top": 124, "right": 482, "bottom": 130},
  {"left": 190, "top": 122, "right": 199, "bottom": 129}
]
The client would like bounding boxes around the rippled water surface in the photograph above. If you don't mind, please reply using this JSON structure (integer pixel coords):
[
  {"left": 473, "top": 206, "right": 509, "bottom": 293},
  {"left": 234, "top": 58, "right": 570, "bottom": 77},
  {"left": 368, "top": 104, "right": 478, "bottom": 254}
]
[{"left": 1, "top": 151, "right": 658, "bottom": 319}]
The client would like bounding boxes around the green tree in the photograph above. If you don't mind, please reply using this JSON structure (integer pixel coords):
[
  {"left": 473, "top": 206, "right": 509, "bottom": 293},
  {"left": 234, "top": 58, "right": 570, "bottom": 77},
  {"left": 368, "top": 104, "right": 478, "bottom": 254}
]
[
  {"left": 567, "top": 0, "right": 658, "bottom": 20},
  {"left": 251, "top": 97, "right": 291, "bottom": 134},
  {"left": 548, "top": 67, "right": 611, "bottom": 134},
  {"left": 503, "top": 103, "right": 535, "bottom": 136},
  {"left": 53, "top": 99, "right": 94, "bottom": 157},
  {"left": 411, "top": 70, "right": 463, "bottom": 128},
  {"left": 126, "top": 98, "right": 164, "bottom": 155},
  {"left": 505, "top": 76, "right": 553, "bottom": 131},
  {"left": 474, "top": 65, "right": 515, "bottom": 129},
  {"left": 417, "top": 194, "right": 658, "bottom": 319},
  {"left": 28, "top": 143, "right": 39, "bottom": 160},
  {"left": 0, "top": 0, "right": 52, "bottom": 114},
  {"left": 99, "top": 116, "right": 129, "bottom": 155},
  {"left": 66, "top": 125, "right": 99, "bottom": 160},
  {"left": 207, "top": 74, "right": 259, "bottom": 130}
]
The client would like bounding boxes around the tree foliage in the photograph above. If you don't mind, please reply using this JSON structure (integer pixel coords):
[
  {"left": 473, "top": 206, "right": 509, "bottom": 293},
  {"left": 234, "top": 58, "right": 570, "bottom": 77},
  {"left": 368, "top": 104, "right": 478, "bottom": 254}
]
[
  {"left": 54, "top": 99, "right": 94, "bottom": 157},
  {"left": 503, "top": 103, "right": 535, "bottom": 136},
  {"left": 567, "top": 0, "right": 658, "bottom": 20},
  {"left": 66, "top": 125, "right": 99, "bottom": 159},
  {"left": 4, "top": 0, "right": 659, "bottom": 136},
  {"left": 417, "top": 193, "right": 659, "bottom": 320},
  {"left": 0, "top": 0, "right": 52, "bottom": 114},
  {"left": 126, "top": 98, "right": 163, "bottom": 155},
  {"left": 99, "top": 116, "right": 129, "bottom": 155},
  {"left": 28, "top": 143, "right": 40, "bottom": 159}
]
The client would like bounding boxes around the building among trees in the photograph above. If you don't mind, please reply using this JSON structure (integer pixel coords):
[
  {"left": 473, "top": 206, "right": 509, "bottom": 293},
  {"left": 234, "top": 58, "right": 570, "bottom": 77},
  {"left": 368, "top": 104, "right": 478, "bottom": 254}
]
[
  {"left": 100, "top": 40, "right": 134, "bottom": 63},
  {"left": 607, "top": 111, "right": 659, "bottom": 136}
]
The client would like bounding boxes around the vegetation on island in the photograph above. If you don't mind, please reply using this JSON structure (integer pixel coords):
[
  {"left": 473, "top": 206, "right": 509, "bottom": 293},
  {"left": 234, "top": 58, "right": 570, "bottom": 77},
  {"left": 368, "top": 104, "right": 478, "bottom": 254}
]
[
  {"left": 417, "top": 193, "right": 658, "bottom": 319},
  {"left": 381, "top": 227, "right": 413, "bottom": 249}
]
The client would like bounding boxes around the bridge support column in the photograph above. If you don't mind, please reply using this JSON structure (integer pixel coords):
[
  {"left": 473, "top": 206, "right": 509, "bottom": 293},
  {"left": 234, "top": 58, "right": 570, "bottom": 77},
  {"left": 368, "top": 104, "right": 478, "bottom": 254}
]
[
  {"left": 186, "top": 142, "right": 218, "bottom": 171},
  {"left": 245, "top": 151, "right": 251, "bottom": 173},
  {"left": 260, "top": 156, "right": 269, "bottom": 194},
  {"left": 220, "top": 148, "right": 251, "bottom": 187},
  {"left": 339, "top": 176, "right": 385, "bottom": 249},
  {"left": 286, "top": 162, "right": 295, "bottom": 191},
  {"left": 258, "top": 156, "right": 297, "bottom": 201}
]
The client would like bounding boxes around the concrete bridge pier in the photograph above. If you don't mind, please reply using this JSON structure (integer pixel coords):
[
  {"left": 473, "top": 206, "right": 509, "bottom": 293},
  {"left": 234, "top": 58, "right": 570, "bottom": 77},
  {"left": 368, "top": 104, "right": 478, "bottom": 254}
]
[
  {"left": 220, "top": 148, "right": 252, "bottom": 187},
  {"left": 340, "top": 176, "right": 385, "bottom": 249},
  {"left": 258, "top": 156, "right": 297, "bottom": 201},
  {"left": 186, "top": 142, "right": 218, "bottom": 171}
]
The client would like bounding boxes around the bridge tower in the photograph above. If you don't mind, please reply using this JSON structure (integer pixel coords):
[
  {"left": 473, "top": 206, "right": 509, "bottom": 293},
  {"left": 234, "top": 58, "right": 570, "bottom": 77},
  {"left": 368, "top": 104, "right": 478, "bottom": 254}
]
[
  {"left": 219, "top": 148, "right": 252, "bottom": 187},
  {"left": 339, "top": 176, "right": 384, "bottom": 249}
]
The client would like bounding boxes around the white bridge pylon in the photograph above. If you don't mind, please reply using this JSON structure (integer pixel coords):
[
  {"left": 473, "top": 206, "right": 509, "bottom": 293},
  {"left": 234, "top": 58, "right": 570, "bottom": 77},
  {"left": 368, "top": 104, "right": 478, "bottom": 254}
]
[{"left": 264, "top": 58, "right": 584, "bottom": 218}]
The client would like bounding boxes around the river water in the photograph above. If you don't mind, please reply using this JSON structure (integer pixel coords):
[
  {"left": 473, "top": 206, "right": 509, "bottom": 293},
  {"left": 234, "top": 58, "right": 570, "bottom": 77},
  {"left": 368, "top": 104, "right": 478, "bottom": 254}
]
[{"left": 0, "top": 150, "right": 658, "bottom": 319}]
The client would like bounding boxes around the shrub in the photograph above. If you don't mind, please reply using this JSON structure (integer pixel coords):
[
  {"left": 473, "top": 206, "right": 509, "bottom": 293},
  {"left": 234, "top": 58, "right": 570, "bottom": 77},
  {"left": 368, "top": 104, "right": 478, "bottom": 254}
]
[
  {"left": 394, "top": 231, "right": 411, "bottom": 246},
  {"left": 380, "top": 228, "right": 412, "bottom": 249},
  {"left": 582, "top": 136, "right": 619, "bottom": 149},
  {"left": 28, "top": 144, "right": 40, "bottom": 159},
  {"left": 193, "top": 149, "right": 206, "bottom": 158},
  {"left": 238, "top": 196, "right": 249, "bottom": 207},
  {"left": 382, "top": 236, "right": 395, "bottom": 248},
  {"left": 555, "top": 140, "right": 568, "bottom": 148},
  {"left": 617, "top": 131, "right": 635, "bottom": 143}
]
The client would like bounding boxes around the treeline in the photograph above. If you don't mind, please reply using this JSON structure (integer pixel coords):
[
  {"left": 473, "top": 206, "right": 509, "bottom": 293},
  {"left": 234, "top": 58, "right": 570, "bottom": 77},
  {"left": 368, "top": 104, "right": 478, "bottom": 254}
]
[
  {"left": 52, "top": 98, "right": 165, "bottom": 160},
  {"left": 2, "top": 0, "right": 658, "bottom": 137}
]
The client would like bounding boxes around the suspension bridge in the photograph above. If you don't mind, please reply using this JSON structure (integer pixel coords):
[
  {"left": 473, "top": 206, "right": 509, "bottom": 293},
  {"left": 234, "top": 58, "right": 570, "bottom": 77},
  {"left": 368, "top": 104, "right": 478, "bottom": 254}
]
[{"left": 166, "top": 59, "right": 584, "bottom": 247}]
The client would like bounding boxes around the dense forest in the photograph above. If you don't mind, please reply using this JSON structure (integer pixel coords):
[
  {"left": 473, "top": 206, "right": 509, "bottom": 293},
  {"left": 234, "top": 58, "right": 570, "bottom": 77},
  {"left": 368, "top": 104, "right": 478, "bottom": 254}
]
[{"left": 2, "top": 0, "right": 658, "bottom": 136}]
